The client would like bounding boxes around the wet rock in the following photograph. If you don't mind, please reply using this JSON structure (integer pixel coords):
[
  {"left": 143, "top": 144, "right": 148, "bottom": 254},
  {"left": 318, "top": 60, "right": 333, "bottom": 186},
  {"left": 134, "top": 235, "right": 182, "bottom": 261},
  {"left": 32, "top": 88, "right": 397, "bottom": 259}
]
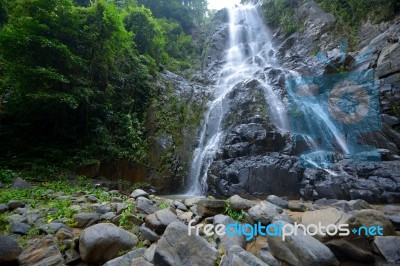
[
  {"left": 196, "top": 199, "right": 225, "bottom": 217},
  {"left": 103, "top": 248, "right": 145, "bottom": 266},
  {"left": 145, "top": 209, "right": 180, "bottom": 235},
  {"left": 355, "top": 209, "right": 396, "bottom": 236},
  {"left": 228, "top": 194, "right": 256, "bottom": 211},
  {"left": 137, "top": 197, "right": 160, "bottom": 215},
  {"left": 220, "top": 245, "right": 269, "bottom": 266},
  {"left": 79, "top": 223, "right": 138, "bottom": 264},
  {"left": 0, "top": 235, "right": 22, "bottom": 264},
  {"left": 18, "top": 236, "right": 64, "bottom": 266},
  {"left": 248, "top": 201, "right": 283, "bottom": 225},
  {"left": 140, "top": 226, "right": 160, "bottom": 243},
  {"left": 373, "top": 236, "right": 400, "bottom": 264},
  {"left": 10, "top": 177, "right": 31, "bottom": 190},
  {"left": 154, "top": 222, "right": 218, "bottom": 266},
  {"left": 266, "top": 195, "right": 289, "bottom": 209},
  {"left": 11, "top": 222, "right": 32, "bottom": 235},
  {"left": 74, "top": 213, "right": 101, "bottom": 228},
  {"left": 130, "top": 189, "right": 149, "bottom": 199},
  {"left": 268, "top": 222, "right": 339, "bottom": 266}
]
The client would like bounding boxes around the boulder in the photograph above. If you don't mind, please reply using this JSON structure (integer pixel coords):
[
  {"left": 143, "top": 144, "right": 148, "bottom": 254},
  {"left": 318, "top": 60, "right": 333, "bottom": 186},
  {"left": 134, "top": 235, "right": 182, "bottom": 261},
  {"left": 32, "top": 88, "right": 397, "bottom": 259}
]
[
  {"left": 7, "top": 200, "right": 25, "bottom": 210},
  {"left": 144, "top": 244, "right": 156, "bottom": 263},
  {"left": 266, "top": 195, "right": 289, "bottom": 209},
  {"left": 184, "top": 196, "right": 206, "bottom": 207},
  {"left": 154, "top": 222, "right": 218, "bottom": 266},
  {"left": 18, "top": 236, "right": 64, "bottom": 266},
  {"left": 373, "top": 236, "right": 400, "bottom": 264},
  {"left": 0, "top": 235, "right": 22, "bottom": 264},
  {"left": 228, "top": 195, "right": 256, "bottom": 211},
  {"left": 214, "top": 215, "right": 246, "bottom": 250},
  {"left": 0, "top": 204, "right": 8, "bottom": 213},
  {"left": 220, "top": 245, "right": 269, "bottom": 266},
  {"left": 355, "top": 209, "right": 396, "bottom": 236},
  {"left": 79, "top": 223, "right": 138, "bottom": 264},
  {"left": 103, "top": 248, "right": 145, "bottom": 266},
  {"left": 326, "top": 237, "right": 374, "bottom": 262},
  {"left": 268, "top": 222, "right": 339, "bottom": 266},
  {"left": 288, "top": 202, "right": 309, "bottom": 212},
  {"left": 131, "top": 257, "right": 153, "bottom": 266},
  {"left": 140, "top": 226, "right": 160, "bottom": 243},
  {"left": 145, "top": 209, "right": 180, "bottom": 235},
  {"left": 11, "top": 222, "right": 32, "bottom": 235},
  {"left": 137, "top": 197, "right": 160, "bottom": 215},
  {"left": 248, "top": 201, "right": 283, "bottom": 225},
  {"left": 38, "top": 223, "right": 70, "bottom": 234},
  {"left": 196, "top": 199, "right": 226, "bottom": 217},
  {"left": 74, "top": 213, "right": 101, "bottom": 228},
  {"left": 130, "top": 189, "right": 149, "bottom": 199},
  {"left": 10, "top": 177, "right": 31, "bottom": 189}
]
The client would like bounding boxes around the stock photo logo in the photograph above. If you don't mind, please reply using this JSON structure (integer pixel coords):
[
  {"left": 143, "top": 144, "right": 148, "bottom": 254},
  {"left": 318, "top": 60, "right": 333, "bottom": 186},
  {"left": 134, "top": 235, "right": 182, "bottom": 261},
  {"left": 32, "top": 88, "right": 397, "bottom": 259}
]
[{"left": 286, "top": 40, "right": 381, "bottom": 168}]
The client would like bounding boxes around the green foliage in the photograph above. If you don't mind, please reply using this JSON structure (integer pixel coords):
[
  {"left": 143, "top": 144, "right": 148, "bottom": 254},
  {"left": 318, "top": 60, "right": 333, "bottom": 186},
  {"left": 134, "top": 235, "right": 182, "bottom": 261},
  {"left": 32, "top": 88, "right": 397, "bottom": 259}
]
[
  {"left": 119, "top": 201, "right": 135, "bottom": 229},
  {"left": 224, "top": 200, "right": 245, "bottom": 222},
  {"left": 315, "top": 0, "right": 400, "bottom": 49},
  {"left": 0, "top": 168, "right": 18, "bottom": 184},
  {"left": 157, "top": 200, "right": 170, "bottom": 209},
  {"left": 260, "top": 0, "right": 301, "bottom": 36}
]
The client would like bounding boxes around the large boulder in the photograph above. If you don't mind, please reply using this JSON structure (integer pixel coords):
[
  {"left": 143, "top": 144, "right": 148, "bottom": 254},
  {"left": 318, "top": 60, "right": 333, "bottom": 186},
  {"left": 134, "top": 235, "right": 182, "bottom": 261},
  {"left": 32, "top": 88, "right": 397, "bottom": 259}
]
[
  {"left": 196, "top": 199, "right": 226, "bottom": 217},
  {"left": 145, "top": 209, "right": 180, "bottom": 235},
  {"left": 268, "top": 222, "right": 339, "bottom": 266},
  {"left": 220, "top": 245, "right": 269, "bottom": 266},
  {"left": 18, "top": 236, "right": 64, "bottom": 266},
  {"left": 103, "top": 248, "right": 145, "bottom": 266},
  {"left": 10, "top": 177, "right": 31, "bottom": 189},
  {"left": 0, "top": 235, "right": 22, "bottom": 264},
  {"left": 79, "top": 223, "right": 138, "bottom": 264},
  {"left": 228, "top": 195, "right": 256, "bottom": 211},
  {"left": 248, "top": 201, "right": 283, "bottom": 225},
  {"left": 213, "top": 215, "right": 246, "bottom": 251},
  {"left": 355, "top": 209, "right": 396, "bottom": 236},
  {"left": 136, "top": 197, "right": 160, "bottom": 215},
  {"left": 154, "top": 222, "right": 218, "bottom": 266},
  {"left": 74, "top": 212, "right": 101, "bottom": 228},
  {"left": 373, "top": 236, "right": 400, "bottom": 264}
]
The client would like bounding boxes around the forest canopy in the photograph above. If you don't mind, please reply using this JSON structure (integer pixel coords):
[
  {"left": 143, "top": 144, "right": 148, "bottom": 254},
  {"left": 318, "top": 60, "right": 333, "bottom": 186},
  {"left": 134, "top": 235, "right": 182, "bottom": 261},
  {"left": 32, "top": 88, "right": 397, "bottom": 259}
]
[{"left": 0, "top": 0, "right": 208, "bottom": 175}]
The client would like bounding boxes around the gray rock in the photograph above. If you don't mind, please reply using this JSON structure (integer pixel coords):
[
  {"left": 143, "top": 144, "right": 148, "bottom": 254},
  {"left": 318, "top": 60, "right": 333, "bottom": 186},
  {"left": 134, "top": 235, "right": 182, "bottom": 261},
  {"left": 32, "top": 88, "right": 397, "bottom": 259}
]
[
  {"left": 382, "top": 114, "right": 399, "bottom": 126},
  {"left": 131, "top": 257, "right": 153, "bottom": 266},
  {"left": 184, "top": 196, "right": 206, "bottom": 207},
  {"left": 177, "top": 211, "right": 193, "bottom": 223},
  {"left": 55, "top": 228, "right": 74, "bottom": 240},
  {"left": 154, "top": 222, "right": 218, "bottom": 266},
  {"left": 248, "top": 201, "right": 283, "bottom": 225},
  {"left": 326, "top": 237, "right": 374, "bottom": 262},
  {"left": 144, "top": 244, "right": 156, "bottom": 263},
  {"left": 137, "top": 197, "right": 160, "bottom": 215},
  {"left": 18, "top": 236, "right": 64, "bottom": 266},
  {"left": 96, "top": 204, "right": 112, "bottom": 214},
  {"left": 74, "top": 212, "right": 101, "bottom": 228},
  {"left": 174, "top": 201, "right": 188, "bottom": 211},
  {"left": 7, "top": 214, "right": 27, "bottom": 224},
  {"left": 140, "top": 226, "right": 160, "bottom": 243},
  {"left": 101, "top": 212, "right": 117, "bottom": 221},
  {"left": 196, "top": 199, "right": 226, "bottom": 217},
  {"left": 145, "top": 209, "right": 180, "bottom": 235},
  {"left": 348, "top": 199, "right": 373, "bottom": 211},
  {"left": 214, "top": 215, "right": 246, "bottom": 250},
  {"left": 103, "top": 248, "right": 145, "bottom": 266},
  {"left": 0, "top": 235, "right": 22, "bottom": 264},
  {"left": 11, "top": 222, "right": 32, "bottom": 235},
  {"left": 79, "top": 223, "right": 138, "bottom": 264},
  {"left": 10, "top": 177, "right": 31, "bottom": 189},
  {"left": 130, "top": 189, "right": 149, "bottom": 199},
  {"left": 7, "top": 200, "right": 25, "bottom": 210},
  {"left": 0, "top": 204, "right": 9, "bottom": 213},
  {"left": 355, "top": 209, "right": 396, "bottom": 236},
  {"left": 373, "top": 236, "right": 400, "bottom": 264},
  {"left": 86, "top": 195, "right": 98, "bottom": 203},
  {"left": 64, "top": 249, "right": 80, "bottom": 265},
  {"left": 220, "top": 245, "right": 269, "bottom": 266},
  {"left": 288, "top": 202, "right": 309, "bottom": 212},
  {"left": 268, "top": 222, "right": 339, "bottom": 266},
  {"left": 228, "top": 195, "right": 256, "bottom": 211},
  {"left": 38, "top": 223, "right": 70, "bottom": 234},
  {"left": 266, "top": 195, "right": 289, "bottom": 209}
]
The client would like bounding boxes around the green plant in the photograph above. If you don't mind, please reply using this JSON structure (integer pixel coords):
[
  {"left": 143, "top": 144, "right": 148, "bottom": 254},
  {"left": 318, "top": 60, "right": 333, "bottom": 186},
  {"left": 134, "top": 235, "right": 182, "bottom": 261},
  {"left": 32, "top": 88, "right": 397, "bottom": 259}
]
[
  {"left": 119, "top": 202, "right": 135, "bottom": 229},
  {"left": 224, "top": 200, "right": 245, "bottom": 222},
  {"left": 0, "top": 169, "right": 19, "bottom": 185},
  {"left": 156, "top": 200, "right": 170, "bottom": 209}
]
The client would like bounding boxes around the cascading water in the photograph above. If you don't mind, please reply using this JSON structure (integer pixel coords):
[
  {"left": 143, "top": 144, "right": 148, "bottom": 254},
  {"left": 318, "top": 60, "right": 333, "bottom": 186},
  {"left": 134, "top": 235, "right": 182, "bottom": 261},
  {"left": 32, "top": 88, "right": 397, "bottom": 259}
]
[
  {"left": 186, "top": 3, "right": 354, "bottom": 195},
  {"left": 186, "top": 4, "right": 288, "bottom": 195}
]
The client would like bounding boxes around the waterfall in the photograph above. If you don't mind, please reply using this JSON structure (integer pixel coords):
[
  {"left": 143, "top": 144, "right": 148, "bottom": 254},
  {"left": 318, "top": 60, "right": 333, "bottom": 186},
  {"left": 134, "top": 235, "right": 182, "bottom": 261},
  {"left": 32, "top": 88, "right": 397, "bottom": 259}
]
[{"left": 186, "top": 3, "right": 355, "bottom": 195}]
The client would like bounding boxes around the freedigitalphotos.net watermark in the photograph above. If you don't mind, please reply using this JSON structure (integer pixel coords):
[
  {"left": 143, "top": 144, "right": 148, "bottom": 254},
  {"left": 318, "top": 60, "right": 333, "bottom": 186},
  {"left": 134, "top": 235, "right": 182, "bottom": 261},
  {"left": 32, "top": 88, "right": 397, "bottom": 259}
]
[{"left": 188, "top": 220, "right": 384, "bottom": 241}]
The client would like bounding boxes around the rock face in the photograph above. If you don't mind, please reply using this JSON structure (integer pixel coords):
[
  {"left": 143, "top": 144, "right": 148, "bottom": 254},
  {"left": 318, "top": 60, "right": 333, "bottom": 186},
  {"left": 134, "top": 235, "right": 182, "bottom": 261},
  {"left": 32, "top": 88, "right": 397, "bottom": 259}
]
[
  {"left": 79, "top": 223, "right": 138, "bottom": 264},
  {"left": 18, "top": 236, "right": 64, "bottom": 266},
  {"left": 154, "top": 222, "right": 218, "bottom": 266},
  {"left": 0, "top": 235, "right": 22, "bottom": 264}
]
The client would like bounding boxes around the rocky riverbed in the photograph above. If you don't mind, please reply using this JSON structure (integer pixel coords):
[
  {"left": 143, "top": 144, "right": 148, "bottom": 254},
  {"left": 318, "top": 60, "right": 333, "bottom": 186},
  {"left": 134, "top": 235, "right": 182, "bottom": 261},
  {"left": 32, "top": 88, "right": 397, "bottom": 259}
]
[{"left": 0, "top": 178, "right": 399, "bottom": 266}]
